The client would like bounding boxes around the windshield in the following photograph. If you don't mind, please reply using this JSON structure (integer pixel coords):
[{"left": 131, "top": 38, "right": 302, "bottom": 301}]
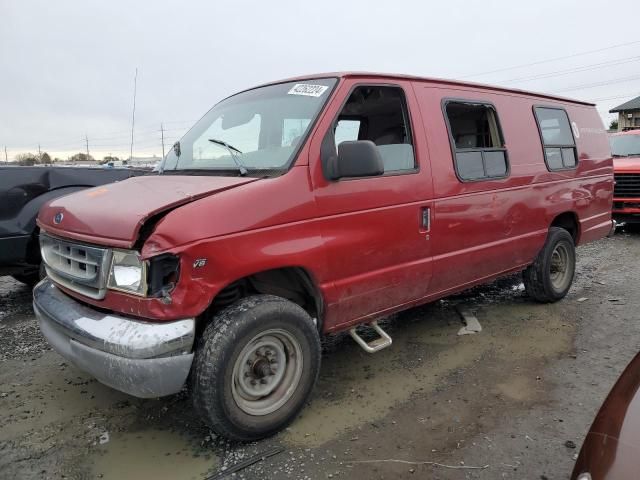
[
  {"left": 610, "top": 133, "right": 640, "bottom": 157},
  {"left": 161, "top": 78, "right": 337, "bottom": 175}
]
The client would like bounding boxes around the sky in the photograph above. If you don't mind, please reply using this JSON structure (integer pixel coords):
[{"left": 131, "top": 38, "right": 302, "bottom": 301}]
[{"left": 1, "top": 0, "right": 640, "bottom": 161}]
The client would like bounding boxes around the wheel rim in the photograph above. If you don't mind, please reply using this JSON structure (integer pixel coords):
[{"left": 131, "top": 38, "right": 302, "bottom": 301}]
[
  {"left": 231, "top": 328, "right": 303, "bottom": 416},
  {"left": 549, "top": 243, "right": 571, "bottom": 291}
]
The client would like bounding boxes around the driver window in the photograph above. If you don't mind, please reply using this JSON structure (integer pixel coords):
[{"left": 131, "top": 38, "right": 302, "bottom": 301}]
[{"left": 335, "top": 86, "right": 415, "bottom": 173}]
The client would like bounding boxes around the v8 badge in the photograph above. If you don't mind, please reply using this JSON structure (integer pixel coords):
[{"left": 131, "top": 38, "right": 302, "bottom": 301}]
[{"left": 193, "top": 258, "right": 207, "bottom": 269}]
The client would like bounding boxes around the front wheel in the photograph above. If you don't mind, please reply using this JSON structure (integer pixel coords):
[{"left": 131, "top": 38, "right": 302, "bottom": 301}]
[
  {"left": 191, "top": 295, "right": 321, "bottom": 442},
  {"left": 523, "top": 227, "right": 576, "bottom": 303}
]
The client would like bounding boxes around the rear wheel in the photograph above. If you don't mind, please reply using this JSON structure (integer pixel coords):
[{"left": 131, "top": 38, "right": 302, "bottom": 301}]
[
  {"left": 523, "top": 227, "right": 576, "bottom": 303},
  {"left": 191, "top": 295, "right": 321, "bottom": 441}
]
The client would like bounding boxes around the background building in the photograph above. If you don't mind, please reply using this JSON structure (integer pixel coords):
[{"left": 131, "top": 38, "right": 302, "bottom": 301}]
[{"left": 610, "top": 95, "right": 640, "bottom": 131}]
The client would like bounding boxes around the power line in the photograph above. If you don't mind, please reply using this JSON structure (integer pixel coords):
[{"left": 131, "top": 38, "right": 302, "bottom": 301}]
[
  {"left": 554, "top": 74, "right": 640, "bottom": 93},
  {"left": 461, "top": 40, "right": 640, "bottom": 79},
  {"left": 590, "top": 92, "right": 640, "bottom": 102},
  {"left": 497, "top": 56, "right": 640, "bottom": 84}
]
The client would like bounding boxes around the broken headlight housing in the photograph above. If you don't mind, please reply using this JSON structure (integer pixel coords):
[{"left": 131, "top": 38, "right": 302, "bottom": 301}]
[
  {"left": 107, "top": 250, "right": 147, "bottom": 296},
  {"left": 106, "top": 250, "right": 180, "bottom": 298}
]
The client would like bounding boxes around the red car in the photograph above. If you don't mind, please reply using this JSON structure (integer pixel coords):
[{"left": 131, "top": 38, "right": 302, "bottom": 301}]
[
  {"left": 572, "top": 351, "right": 640, "bottom": 479},
  {"left": 610, "top": 129, "right": 640, "bottom": 227},
  {"left": 33, "top": 73, "right": 613, "bottom": 441}
]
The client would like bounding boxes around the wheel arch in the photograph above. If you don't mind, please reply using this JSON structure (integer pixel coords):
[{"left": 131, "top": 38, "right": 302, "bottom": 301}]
[
  {"left": 550, "top": 211, "right": 580, "bottom": 245},
  {"left": 202, "top": 266, "right": 325, "bottom": 332}
]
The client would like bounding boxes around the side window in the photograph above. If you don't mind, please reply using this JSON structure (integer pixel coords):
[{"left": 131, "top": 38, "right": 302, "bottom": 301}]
[
  {"left": 444, "top": 101, "right": 508, "bottom": 181},
  {"left": 334, "top": 86, "right": 415, "bottom": 173},
  {"left": 533, "top": 107, "right": 577, "bottom": 170}
]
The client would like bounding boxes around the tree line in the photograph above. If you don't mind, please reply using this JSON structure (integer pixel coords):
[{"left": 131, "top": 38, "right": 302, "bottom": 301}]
[{"left": 13, "top": 152, "right": 121, "bottom": 166}]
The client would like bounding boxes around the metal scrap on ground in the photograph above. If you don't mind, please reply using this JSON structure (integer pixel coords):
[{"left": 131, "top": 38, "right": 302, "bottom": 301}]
[
  {"left": 205, "top": 445, "right": 285, "bottom": 479},
  {"left": 456, "top": 307, "right": 483, "bottom": 335}
]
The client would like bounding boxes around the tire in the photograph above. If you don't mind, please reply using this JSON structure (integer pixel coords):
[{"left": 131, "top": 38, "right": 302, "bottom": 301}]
[
  {"left": 191, "top": 295, "right": 321, "bottom": 442},
  {"left": 523, "top": 227, "right": 576, "bottom": 303},
  {"left": 12, "top": 262, "right": 46, "bottom": 287}
]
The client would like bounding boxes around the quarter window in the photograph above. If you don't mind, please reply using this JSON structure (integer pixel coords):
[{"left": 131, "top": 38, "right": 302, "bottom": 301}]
[
  {"left": 334, "top": 119, "right": 361, "bottom": 146},
  {"left": 533, "top": 107, "right": 577, "bottom": 170},
  {"left": 444, "top": 101, "right": 509, "bottom": 181}
]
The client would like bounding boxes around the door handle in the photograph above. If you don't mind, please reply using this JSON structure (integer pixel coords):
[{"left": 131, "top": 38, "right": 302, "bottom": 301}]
[{"left": 421, "top": 207, "right": 430, "bottom": 231}]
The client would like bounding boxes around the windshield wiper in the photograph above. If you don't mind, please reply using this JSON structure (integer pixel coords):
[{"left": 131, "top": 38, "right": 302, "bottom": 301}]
[
  {"left": 208, "top": 138, "right": 248, "bottom": 176},
  {"left": 613, "top": 154, "right": 630, "bottom": 157}
]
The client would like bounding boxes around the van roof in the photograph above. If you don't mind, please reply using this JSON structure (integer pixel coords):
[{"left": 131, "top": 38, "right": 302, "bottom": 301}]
[{"left": 258, "top": 72, "right": 595, "bottom": 107}]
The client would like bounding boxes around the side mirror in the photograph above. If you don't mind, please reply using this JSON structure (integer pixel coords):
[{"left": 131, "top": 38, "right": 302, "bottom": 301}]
[{"left": 335, "top": 141, "right": 384, "bottom": 179}]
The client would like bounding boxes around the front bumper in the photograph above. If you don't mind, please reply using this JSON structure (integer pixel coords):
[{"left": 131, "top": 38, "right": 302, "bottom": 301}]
[{"left": 33, "top": 279, "right": 195, "bottom": 398}]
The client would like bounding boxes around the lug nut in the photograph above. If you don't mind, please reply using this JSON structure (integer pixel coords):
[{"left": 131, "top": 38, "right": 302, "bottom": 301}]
[
  {"left": 250, "top": 379, "right": 257, "bottom": 386},
  {"left": 260, "top": 378, "right": 267, "bottom": 384},
  {"left": 244, "top": 372, "right": 250, "bottom": 378}
]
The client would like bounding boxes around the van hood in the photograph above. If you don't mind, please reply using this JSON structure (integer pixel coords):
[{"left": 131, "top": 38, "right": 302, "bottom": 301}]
[{"left": 38, "top": 175, "right": 257, "bottom": 248}]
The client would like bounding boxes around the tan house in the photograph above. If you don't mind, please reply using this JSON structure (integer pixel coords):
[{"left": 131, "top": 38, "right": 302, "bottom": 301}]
[{"left": 610, "top": 95, "right": 640, "bottom": 131}]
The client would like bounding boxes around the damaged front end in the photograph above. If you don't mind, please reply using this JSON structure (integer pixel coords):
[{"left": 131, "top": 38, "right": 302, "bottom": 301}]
[
  {"left": 32, "top": 174, "right": 255, "bottom": 397},
  {"left": 33, "top": 279, "right": 195, "bottom": 398}
]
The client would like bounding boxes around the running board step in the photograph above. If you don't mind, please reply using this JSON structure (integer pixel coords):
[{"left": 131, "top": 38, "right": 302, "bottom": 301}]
[{"left": 349, "top": 321, "right": 392, "bottom": 353}]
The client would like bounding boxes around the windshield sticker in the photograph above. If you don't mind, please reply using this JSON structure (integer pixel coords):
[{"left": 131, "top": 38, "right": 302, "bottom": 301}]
[{"left": 287, "top": 84, "right": 329, "bottom": 97}]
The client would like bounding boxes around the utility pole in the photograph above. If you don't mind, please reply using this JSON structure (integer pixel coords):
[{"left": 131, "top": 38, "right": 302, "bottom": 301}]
[
  {"left": 129, "top": 67, "right": 138, "bottom": 162},
  {"left": 38, "top": 144, "right": 42, "bottom": 162},
  {"left": 85, "top": 134, "right": 90, "bottom": 162},
  {"left": 160, "top": 122, "right": 165, "bottom": 158},
  {"left": 4, "top": 146, "right": 8, "bottom": 164}
]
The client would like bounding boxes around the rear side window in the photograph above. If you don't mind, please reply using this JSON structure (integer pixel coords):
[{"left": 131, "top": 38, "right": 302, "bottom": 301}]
[
  {"left": 444, "top": 101, "right": 509, "bottom": 181},
  {"left": 533, "top": 107, "right": 577, "bottom": 170}
]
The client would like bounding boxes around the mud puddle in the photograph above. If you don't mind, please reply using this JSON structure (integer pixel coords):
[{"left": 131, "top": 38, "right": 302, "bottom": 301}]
[
  {"left": 90, "top": 429, "right": 216, "bottom": 480},
  {"left": 285, "top": 288, "right": 572, "bottom": 447}
]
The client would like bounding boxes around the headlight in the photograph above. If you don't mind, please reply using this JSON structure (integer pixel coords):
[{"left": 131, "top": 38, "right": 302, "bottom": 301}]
[{"left": 107, "top": 250, "right": 147, "bottom": 296}]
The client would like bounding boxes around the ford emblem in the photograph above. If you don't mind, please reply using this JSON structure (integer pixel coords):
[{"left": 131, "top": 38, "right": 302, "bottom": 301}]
[{"left": 53, "top": 212, "right": 64, "bottom": 224}]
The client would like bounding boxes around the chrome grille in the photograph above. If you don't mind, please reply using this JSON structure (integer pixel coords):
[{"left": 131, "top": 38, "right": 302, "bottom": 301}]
[
  {"left": 40, "top": 233, "right": 111, "bottom": 299},
  {"left": 614, "top": 173, "right": 640, "bottom": 199}
]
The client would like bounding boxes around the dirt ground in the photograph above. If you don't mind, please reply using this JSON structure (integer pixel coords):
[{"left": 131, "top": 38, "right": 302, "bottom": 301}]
[{"left": 2, "top": 230, "right": 640, "bottom": 480}]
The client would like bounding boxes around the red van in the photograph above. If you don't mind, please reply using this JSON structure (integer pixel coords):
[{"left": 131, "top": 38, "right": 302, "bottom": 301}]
[
  {"left": 33, "top": 73, "right": 613, "bottom": 441},
  {"left": 610, "top": 129, "right": 640, "bottom": 226}
]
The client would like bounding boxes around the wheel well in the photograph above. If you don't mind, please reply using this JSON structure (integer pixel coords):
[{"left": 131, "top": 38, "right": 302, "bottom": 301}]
[
  {"left": 551, "top": 212, "right": 579, "bottom": 244},
  {"left": 206, "top": 267, "right": 324, "bottom": 331}
]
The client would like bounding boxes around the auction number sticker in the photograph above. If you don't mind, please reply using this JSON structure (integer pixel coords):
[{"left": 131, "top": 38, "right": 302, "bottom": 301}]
[{"left": 287, "top": 84, "right": 328, "bottom": 97}]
